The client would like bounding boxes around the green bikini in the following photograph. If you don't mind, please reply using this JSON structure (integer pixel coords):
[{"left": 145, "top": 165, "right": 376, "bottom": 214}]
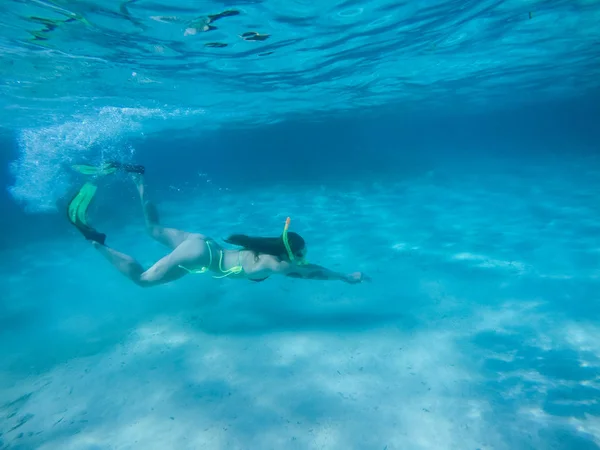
[{"left": 178, "top": 239, "right": 244, "bottom": 278}]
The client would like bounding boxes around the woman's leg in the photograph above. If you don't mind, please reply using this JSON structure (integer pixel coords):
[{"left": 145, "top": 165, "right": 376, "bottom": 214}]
[
  {"left": 67, "top": 177, "right": 207, "bottom": 287},
  {"left": 133, "top": 175, "right": 201, "bottom": 249},
  {"left": 93, "top": 237, "right": 207, "bottom": 287}
]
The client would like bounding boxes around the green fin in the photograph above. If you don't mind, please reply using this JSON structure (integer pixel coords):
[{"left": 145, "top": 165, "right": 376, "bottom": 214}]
[
  {"left": 67, "top": 182, "right": 106, "bottom": 244},
  {"left": 72, "top": 161, "right": 144, "bottom": 175},
  {"left": 67, "top": 182, "right": 97, "bottom": 226},
  {"left": 72, "top": 163, "right": 118, "bottom": 176}
]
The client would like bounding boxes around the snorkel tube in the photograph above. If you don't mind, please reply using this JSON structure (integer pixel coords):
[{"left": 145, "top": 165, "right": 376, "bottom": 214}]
[{"left": 282, "top": 217, "right": 307, "bottom": 264}]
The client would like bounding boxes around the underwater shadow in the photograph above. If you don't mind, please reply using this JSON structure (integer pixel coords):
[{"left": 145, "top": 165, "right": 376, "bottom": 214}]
[
  {"left": 188, "top": 304, "right": 417, "bottom": 336},
  {"left": 178, "top": 281, "right": 421, "bottom": 336},
  {"left": 1, "top": 276, "right": 420, "bottom": 381}
]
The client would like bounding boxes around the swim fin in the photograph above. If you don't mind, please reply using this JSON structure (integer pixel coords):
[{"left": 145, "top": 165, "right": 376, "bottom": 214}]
[
  {"left": 72, "top": 162, "right": 118, "bottom": 176},
  {"left": 72, "top": 161, "right": 145, "bottom": 176},
  {"left": 67, "top": 182, "right": 106, "bottom": 245}
]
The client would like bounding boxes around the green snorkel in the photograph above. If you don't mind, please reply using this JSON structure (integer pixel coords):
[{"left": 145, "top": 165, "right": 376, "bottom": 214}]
[{"left": 282, "top": 217, "right": 307, "bottom": 265}]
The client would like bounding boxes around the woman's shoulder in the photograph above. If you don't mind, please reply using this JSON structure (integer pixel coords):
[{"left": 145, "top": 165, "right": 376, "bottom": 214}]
[{"left": 245, "top": 252, "right": 285, "bottom": 273}]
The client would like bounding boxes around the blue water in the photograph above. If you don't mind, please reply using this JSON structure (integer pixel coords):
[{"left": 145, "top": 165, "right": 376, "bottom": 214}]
[{"left": 1, "top": 1, "right": 600, "bottom": 449}]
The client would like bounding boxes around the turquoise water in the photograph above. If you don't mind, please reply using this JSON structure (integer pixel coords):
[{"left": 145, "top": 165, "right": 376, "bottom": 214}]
[
  {"left": 2, "top": 0, "right": 599, "bottom": 129},
  {"left": 1, "top": 1, "right": 600, "bottom": 449}
]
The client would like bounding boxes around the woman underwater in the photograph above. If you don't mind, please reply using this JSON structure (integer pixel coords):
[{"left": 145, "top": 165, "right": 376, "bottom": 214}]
[{"left": 67, "top": 162, "right": 370, "bottom": 287}]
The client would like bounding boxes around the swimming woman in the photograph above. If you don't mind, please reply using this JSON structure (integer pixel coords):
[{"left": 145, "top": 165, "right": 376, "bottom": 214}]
[{"left": 67, "top": 165, "right": 370, "bottom": 287}]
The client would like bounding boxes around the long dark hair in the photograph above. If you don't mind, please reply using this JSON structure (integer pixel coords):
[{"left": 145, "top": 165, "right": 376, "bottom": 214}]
[{"left": 224, "top": 232, "right": 305, "bottom": 261}]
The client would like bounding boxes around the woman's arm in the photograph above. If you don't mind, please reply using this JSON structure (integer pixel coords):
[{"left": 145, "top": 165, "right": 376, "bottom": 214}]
[
  {"left": 277, "top": 262, "right": 369, "bottom": 284},
  {"left": 286, "top": 263, "right": 348, "bottom": 281}
]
